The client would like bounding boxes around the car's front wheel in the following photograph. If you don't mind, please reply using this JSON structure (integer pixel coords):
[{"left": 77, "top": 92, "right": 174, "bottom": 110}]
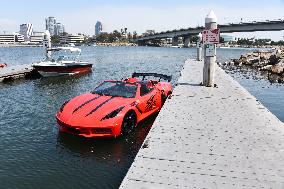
[{"left": 121, "top": 111, "right": 136, "bottom": 136}]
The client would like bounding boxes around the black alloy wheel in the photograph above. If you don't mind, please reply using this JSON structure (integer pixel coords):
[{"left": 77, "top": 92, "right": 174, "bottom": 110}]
[{"left": 121, "top": 112, "right": 136, "bottom": 136}]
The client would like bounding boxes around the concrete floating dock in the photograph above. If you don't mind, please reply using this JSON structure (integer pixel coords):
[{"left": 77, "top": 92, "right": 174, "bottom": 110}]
[
  {"left": 0, "top": 64, "right": 34, "bottom": 82},
  {"left": 120, "top": 59, "right": 284, "bottom": 188}
]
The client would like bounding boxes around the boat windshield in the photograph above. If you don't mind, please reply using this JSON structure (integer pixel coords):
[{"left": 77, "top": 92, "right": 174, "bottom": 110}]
[
  {"left": 92, "top": 81, "right": 137, "bottom": 98},
  {"left": 50, "top": 49, "right": 81, "bottom": 62}
]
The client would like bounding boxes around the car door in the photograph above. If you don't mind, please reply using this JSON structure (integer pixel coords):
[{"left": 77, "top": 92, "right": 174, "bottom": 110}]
[{"left": 137, "top": 82, "right": 160, "bottom": 116}]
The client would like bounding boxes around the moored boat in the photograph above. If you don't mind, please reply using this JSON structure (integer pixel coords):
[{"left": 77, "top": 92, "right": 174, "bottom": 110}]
[
  {"left": 32, "top": 47, "right": 92, "bottom": 77},
  {"left": 32, "top": 30, "right": 92, "bottom": 77}
]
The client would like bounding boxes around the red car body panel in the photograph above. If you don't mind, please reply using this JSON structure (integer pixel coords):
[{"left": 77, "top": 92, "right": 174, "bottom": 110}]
[{"left": 55, "top": 76, "right": 172, "bottom": 138}]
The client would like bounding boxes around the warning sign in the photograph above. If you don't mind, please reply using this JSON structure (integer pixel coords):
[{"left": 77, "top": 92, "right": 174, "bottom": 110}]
[
  {"left": 202, "top": 29, "right": 220, "bottom": 44},
  {"left": 205, "top": 44, "right": 216, "bottom": 57}
]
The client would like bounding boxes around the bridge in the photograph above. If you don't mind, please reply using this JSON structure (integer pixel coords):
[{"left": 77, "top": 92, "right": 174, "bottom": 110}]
[{"left": 136, "top": 19, "right": 284, "bottom": 47}]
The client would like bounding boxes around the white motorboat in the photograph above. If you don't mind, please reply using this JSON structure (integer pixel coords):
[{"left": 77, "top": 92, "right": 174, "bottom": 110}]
[{"left": 32, "top": 31, "right": 92, "bottom": 77}]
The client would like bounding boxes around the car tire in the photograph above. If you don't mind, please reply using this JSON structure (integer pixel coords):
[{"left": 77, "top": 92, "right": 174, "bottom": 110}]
[
  {"left": 161, "top": 91, "right": 172, "bottom": 106},
  {"left": 121, "top": 111, "right": 136, "bottom": 136}
]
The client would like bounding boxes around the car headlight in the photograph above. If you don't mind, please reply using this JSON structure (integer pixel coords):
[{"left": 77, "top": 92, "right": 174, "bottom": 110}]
[
  {"left": 101, "top": 106, "right": 124, "bottom": 120},
  {"left": 60, "top": 100, "right": 70, "bottom": 112}
]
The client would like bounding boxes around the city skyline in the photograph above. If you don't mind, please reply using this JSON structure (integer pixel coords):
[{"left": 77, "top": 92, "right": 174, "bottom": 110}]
[{"left": 0, "top": 0, "right": 284, "bottom": 40}]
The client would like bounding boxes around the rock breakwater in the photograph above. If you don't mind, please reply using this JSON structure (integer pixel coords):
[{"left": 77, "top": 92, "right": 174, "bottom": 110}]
[{"left": 222, "top": 47, "right": 284, "bottom": 83}]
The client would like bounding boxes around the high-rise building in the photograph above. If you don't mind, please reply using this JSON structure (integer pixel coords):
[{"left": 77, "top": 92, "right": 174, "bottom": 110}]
[
  {"left": 19, "top": 23, "right": 33, "bottom": 41},
  {"left": 55, "top": 23, "right": 65, "bottom": 36},
  {"left": 45, "top": 17, "right": 56, "bottom": 36},
  {"left": 95, "top": 21, "right": 103, "bottom": 36},
  {"left": 46, "top": 17, "right": 65, "bottom": 36}
]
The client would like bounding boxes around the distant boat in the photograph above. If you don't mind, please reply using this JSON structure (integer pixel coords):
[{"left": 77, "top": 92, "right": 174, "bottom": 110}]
[
  {"left": 69, "top": 43, "right": 75, "bottom": 47},
  {"left": 219, "top": 46, "right": 230, "bottom": 49},
  {"left": 32, "top": 47, "right": 92, "bottom": 77},
  {"left": 0, "top": 63, "right": 7, "bottom": 69}
]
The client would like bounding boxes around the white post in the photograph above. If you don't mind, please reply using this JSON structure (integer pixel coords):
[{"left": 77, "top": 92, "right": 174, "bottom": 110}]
[
  {"left": 43, "top": 30, "right": 52, "bottom": 60},
  {"left": 197, "top": 33, "right": 202, "bottom": 61},
  {"left": 203, "top": 10, "right": 217, "bottom": 87}
]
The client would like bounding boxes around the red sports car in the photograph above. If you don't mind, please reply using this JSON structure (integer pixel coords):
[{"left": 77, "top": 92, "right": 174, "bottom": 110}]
[{"left": 55, "top": 73, "right": 172, "bottom": 138}]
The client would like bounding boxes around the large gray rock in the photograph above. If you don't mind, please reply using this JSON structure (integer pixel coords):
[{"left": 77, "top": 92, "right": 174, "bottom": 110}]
[
  {"left": 249, "top": 58, "right": 259, "bottom": 64},
  {"left": 278, "top": 76, "right": 284, "bottom": 83},
  {"left": 268, "top": 54, "right": 280, "bottom": 65},
  {"left": 233, "top": 59, "right": 241, "bottom": 65}
]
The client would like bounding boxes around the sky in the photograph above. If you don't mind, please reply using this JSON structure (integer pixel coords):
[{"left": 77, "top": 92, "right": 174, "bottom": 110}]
[{"left": 1, "top": 0, "right": 284, "bottom": 40}]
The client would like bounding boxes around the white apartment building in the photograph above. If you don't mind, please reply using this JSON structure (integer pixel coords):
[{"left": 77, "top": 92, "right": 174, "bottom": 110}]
[
  {"left": 60, "top": 34, "right": 85, "bottom": 44},
  {"left": 30, "top": 32, "right": 44, "bottom": 44},
  {"left": 0, "top": 33, "right": 24, "bottom": 44}
]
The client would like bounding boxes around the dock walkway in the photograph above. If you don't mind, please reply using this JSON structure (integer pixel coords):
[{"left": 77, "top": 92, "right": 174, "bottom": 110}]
[
  {"left": 120, "top": 59, "right": 284, "bottom": 188},
  {"left": 0, "top": 64, "right": 33, "bottom": 82}
]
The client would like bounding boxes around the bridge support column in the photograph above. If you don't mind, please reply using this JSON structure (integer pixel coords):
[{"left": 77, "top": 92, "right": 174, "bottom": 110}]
[
  {"left": 172, "top": 37, "right": 178, "bottom": 47},
  {"left": 137, "top": 40, "right": 146, "bottom": 46},
  {"left": 183, "top": 36, "right": 190, "bottom": 48},
  {"left": 203, "top": 10, "right": 217, "bottom": 87}
]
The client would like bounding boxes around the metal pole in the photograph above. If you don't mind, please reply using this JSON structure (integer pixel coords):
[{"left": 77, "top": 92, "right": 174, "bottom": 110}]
[
  {"left": 203, "top": 10, "right": 217, "bottom": 87},
  {"left": 197, "top": 33, "right": 202, "bottom": 61},
  {"left": 43, "top": 30, "right": 51, "bottom": 60}
]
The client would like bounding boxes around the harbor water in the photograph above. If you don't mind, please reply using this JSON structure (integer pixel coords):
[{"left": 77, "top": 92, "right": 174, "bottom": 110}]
[{"left": 0, "top": 46, "right": 283, "bottom": 189}]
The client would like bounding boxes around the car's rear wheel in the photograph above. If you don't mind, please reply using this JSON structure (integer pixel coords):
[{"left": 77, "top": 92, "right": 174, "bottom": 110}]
[
  {"left": 161, "top": 91, "right": 171, "bottom": 106},
  {"left": 121, "top": 111, "right": 136, "bottom": 136}
]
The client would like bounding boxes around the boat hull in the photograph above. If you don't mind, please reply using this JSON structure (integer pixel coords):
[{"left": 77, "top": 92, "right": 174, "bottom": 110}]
[{"left": 33, "top": 64, "right": 92, "bottom": 77}]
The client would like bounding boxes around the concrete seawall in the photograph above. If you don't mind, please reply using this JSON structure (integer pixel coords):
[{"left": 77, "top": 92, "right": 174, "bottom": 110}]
[{"left": 120, "top": 59, "right": 284, "bottom": 188}]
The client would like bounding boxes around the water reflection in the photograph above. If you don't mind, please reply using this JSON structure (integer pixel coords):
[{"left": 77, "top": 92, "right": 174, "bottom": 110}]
[
  {"left": 223, "top": 64, "right": 284, "bottom": 84},
  {"left": 56, "top": 113, "right": 157, "bottom": 165}
]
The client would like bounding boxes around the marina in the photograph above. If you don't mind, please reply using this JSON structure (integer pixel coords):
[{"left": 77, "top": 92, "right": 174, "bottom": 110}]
[
  {"left": 1, "top": 1, "right": 284, "bottom": 188},
  {"left": 120, "top": 59, "right": 284, "bottom": 188},
  {"left": 1, "top": 45, "right": 284, "bottom": 188}
]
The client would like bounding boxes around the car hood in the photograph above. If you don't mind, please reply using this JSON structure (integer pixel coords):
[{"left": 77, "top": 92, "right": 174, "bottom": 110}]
[{"left": 58, "top": 93, "right": 133, "bottom": 127}]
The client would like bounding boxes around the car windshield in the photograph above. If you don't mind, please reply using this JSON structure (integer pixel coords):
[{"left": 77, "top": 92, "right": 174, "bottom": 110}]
[{"left": 92, "top": 81, "right": 137, "bottom": 98}]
